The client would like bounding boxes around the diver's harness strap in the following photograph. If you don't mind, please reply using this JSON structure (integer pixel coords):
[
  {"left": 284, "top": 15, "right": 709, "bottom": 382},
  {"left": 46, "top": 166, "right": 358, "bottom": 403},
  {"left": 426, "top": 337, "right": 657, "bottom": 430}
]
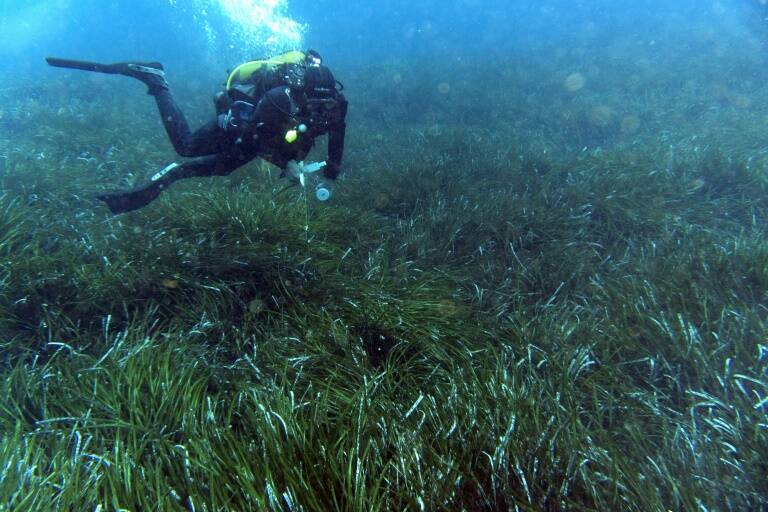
[
  {"left": 218, "top": 100, "right": 260, "bottom": 132},
  {"left": 218, "top": 86, "right": 306, "bottom": 147}
]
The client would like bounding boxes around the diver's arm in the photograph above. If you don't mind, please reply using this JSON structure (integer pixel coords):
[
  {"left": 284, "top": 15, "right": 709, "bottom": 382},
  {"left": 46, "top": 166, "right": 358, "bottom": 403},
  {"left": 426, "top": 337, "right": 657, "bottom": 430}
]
[{"left": 325, "top": 94, "right": 348, "bottom": 179}]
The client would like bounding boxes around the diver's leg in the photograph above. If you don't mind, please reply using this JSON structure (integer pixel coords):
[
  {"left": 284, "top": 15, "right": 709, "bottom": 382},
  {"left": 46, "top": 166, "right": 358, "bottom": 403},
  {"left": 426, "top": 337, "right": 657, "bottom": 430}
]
[
  {"left": 149, "top": 97, "right": 225, "bottom": 157},
  {"left": 96, "top": 152, "right": 248, "bottom": 214},
  {"left": 106, "top": 62, "right": 224, "bottom": 157},
  {"left": 46, "top": 57, "right": 227, "bottom": 157}
]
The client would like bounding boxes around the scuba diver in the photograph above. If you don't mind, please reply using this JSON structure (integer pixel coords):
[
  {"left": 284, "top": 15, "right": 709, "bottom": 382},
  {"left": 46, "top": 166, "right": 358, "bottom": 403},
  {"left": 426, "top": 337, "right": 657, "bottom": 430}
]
[{"left": 45, "top": 50, "right": 348, "bottom": 213}]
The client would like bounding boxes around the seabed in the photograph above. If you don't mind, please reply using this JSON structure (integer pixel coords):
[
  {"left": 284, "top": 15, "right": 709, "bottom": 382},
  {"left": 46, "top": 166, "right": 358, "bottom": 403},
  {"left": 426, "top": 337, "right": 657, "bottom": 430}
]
[{"left": 0, "top": 48, "right": 766, "bottom": 510}]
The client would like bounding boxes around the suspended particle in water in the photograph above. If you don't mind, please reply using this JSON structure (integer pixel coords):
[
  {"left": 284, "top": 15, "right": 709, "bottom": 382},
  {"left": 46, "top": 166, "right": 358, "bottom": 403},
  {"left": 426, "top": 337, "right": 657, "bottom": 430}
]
[
  {"left": 587, "top": 105, "right": 614, "bottom": 127},
  {"left": 730, "top": 93, "right": 751, "bottom": 109},
  {"left": 564, "top": 72, "right": 586, "bottom": 92},
  {"left": 620, "top": 115, "right": 641, "bottom": 134},
  {"left": 373, "top": 194, "right": 390, "bottom": 211},
  {"left": 437, "top": 82, "right": 451, "bottom": 94},
  {"left": 162, "top": 278, "right": 180, "bottom": 289},
  {"left": 437, "top": 299, "right": 458, "bottom": 318},
  {"left": 688, "top": 178, "right": 706, "bottom": 192},
  {"left": 248, "top": 298, "right": 265, "bottom": 314}
]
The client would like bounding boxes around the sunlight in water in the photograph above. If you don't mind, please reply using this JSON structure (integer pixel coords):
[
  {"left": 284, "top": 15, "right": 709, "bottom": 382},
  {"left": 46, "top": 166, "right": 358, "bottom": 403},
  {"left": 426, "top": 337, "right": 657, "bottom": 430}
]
[
  {"left": 219, "top": 0, "right": 304, "bottom": 48},
  {"left": 170, "top": 0, "right": 304, "bottom": 55}
]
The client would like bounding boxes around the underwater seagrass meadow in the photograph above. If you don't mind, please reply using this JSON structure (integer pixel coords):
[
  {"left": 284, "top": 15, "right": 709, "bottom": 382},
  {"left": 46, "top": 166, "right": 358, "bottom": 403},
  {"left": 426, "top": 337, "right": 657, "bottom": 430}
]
[{"left": 1, "top": 5, "right": 768, "bottom": 512}]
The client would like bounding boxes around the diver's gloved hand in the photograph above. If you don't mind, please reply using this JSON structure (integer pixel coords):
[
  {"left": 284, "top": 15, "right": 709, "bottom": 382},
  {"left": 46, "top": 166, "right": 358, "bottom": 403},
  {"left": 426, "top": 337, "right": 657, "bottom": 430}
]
[
  {"left": 285, "top": 160, "right": 303, "bottom": 182},
  {"left": 285, "top": 160, "right": 329, "bottom": 184}
]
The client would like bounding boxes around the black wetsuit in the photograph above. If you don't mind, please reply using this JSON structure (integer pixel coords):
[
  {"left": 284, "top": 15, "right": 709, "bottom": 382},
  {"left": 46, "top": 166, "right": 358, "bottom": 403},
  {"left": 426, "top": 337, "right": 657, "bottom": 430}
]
[{"left": 99, "top": 64, "right": 347, "bottom": 214}]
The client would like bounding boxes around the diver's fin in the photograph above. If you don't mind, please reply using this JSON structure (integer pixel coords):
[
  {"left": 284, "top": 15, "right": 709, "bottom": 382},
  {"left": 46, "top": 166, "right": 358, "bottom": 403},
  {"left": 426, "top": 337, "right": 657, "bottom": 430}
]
[
  {"left": 46, "top": 57, "right": 164, "bottom": 75},
  {"left": 46, "top": 57, "right": 167, "bottom": 93},
  {"left": 96, "top": 181, "right": 163, "bottom": 214},
  {"left": 46, "top": 57, "right": 123, "bottom": 74}
]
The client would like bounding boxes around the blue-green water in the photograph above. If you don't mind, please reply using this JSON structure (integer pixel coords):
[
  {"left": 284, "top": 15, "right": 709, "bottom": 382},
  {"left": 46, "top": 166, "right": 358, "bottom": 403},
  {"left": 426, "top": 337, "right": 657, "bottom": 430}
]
[{"left": 2, "top": 1, "right": 766, "bottom": 77}]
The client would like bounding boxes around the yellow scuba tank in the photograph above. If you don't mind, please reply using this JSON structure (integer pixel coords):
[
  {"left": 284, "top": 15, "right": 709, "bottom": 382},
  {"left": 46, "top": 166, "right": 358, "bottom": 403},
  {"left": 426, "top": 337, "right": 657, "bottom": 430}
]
[{"left": 226, "top": 50, "right": 306, "bottom": 89}]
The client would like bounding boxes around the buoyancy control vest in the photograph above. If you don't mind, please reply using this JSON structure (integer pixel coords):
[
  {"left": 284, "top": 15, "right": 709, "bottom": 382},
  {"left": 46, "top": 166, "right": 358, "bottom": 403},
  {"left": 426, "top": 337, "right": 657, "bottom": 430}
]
[{"left": 215, "top": 51, "right": 346, "bottom": 166}]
